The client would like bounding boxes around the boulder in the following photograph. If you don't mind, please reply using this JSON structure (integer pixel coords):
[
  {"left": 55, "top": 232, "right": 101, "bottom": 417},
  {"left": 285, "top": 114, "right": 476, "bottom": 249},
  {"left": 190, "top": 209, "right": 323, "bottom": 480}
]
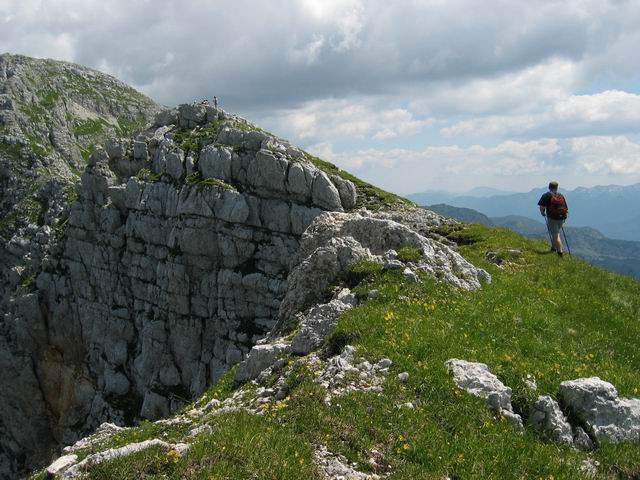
[
  {"left": 216, "top": 126, "right": 245, "bottom": 147},
  {"left": 105, "top": 137, "right": 129, "bottom": 160},
  {"left": 559, "top": 377, "right": 640, "bottom": 443},
  {"left": 291, "top": 292, "right": 355, "bottom": 355},
  {"left": 277, "top": 212, "right": 489, "bottom": 325},
  {"left": 200, "top": 145, "right": 233, "bottom": 182},
  {"left": 133, "top": 140, "right": 149, "bottom": 162},
  {"left": 46, "top": 454, "right": 77, "bottom": 476},
  {"left": 154, "top": 108, "right": 178, "bottom": 126},
  {"left": 243, "top": 130, "right": 269, "bottom": 151},
  {"left": 287, "top": 162, "right": 314, "bottom": 200},
  {"left": 312, "top": 171, "right": 343, "bottom": 211},
  {"left": 446, "top": 359, "right": 523, "bottom": 430},
  {"left": 247, "top": 149, "right": 288, "bottom": 194},
  {"left": 331, "top": 174, "right": 357, "bottom": 210},
  {"left": 153, "top": 141, "right": 184, "bottom": 180},
  {"left": 178, "top": 103, "right": 207, "bottom": 128},
  {"left": 529, "top": 395, "right": 574, "bottom": 444},
  {"left": 235, "top": 343, "right": 291, "bottom": 383}
]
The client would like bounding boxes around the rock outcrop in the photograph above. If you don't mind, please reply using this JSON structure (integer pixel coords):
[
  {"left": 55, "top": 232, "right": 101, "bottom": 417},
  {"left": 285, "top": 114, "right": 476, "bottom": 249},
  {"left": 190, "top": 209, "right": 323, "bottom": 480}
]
[
  {"left": 0, "top": 54, "right": 159, "bottom": 479},
  {"left": 448, "top": 360, "right": 640, "bottom": 450},
  {"left": 559, "top": 377, "right": 640, "bottom": 444},
  {"left": 446, "top": 359, "right": 524, "bottom": 430},
  {"left": 0, "top": 56, "right": 489, "bottom": 480},
  {"left": 278, "top": 212, "right": 489, "bottom": 327},
  {"left": 1, "top": 100, "right": 365, "bottom": 476}
]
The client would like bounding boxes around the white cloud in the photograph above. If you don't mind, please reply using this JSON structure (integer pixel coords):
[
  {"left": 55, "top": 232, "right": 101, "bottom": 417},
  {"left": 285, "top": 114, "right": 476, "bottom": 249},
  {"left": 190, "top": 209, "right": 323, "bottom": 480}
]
[
  {"left": 442, "top": 90, "right": 640, "bottom": 139},
  {"left": 2, "top": 0, "right": 640, "bottom": 192},
  {"left": 572, "top": 136, "right": 640, "bottom": 175},
  {"left": 410, "top": 59, "right": 581, "bottom": 116},
  {"left": 312, "top": 139, "right": 561, "bottom": 176},
  {"left": 260, "top": 97, "right": 433, "bottom": 142}
]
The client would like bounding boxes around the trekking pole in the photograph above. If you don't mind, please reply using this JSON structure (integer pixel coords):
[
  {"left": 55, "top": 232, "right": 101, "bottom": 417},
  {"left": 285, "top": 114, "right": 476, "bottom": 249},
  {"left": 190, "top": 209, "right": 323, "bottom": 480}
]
[
  {"left": 561, "top": 226, "right": 572, "bottom": 256},
  {"left": 543, "top": 215, "right": 553, "bottom": 249}
]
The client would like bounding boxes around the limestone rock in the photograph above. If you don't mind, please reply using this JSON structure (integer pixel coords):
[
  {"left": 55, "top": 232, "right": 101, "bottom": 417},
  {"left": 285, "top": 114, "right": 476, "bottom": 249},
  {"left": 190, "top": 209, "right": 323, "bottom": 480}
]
[
  {"left": 331, "top": 174, "right": 357, "bottom": 210},
  {"left": 200, "top": 145, "right": 233, "bottom": 182},
  {"left": 529, "top": 395, "right": 574, "bottom": 444},
  {"left": 105, "top": 137, "right": 129, "bottom": 160},
  {"left": 287, "top": 162, "right": 314, "bottom": 201},
  {"left": 291, "top": 291, "right": 355, "bottom": 355},
  {"left": 63, "top": 439, "right": 189, "bottom": 478},
  {"left": 235, "top": 343, "right": 291, "bottom": 383},
  {"left": 278, "top": 212, "right": 489, "bottom": 325},
  {"left": 446, "top": 359, "right": 523, "bottom": 430},
  {"left": 154, "top": 108, "right": 178, "bottom": 126},
  {"left": 312, "top": 171, "right": 343, "bottom": 211},
  {"left": 247, "top": 149, "right": 288, "bottom": 194},
  {"left": 46, "top": 454, "right": 78, "bottom": 476},
  {"left": 178, "top": 103, "right": 207, "bottom": 128},
  {"left": 559, "top": 377, "right": 640, "bottom": 443},
  {"left": 315, "top": 445, "right": 380, "bottom": 480}
]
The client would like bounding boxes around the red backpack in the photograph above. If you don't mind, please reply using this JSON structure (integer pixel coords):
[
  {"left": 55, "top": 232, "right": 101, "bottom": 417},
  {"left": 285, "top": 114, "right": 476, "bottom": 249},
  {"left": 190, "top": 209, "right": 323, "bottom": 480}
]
[{"left": 548, "top": 193, "right": 568, "bottom": 220}]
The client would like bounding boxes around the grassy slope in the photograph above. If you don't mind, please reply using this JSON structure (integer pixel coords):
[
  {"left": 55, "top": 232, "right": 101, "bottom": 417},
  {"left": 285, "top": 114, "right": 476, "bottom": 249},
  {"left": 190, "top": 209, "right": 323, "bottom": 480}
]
[{"left": 39, "top": 223, "right": 640, "bottom": 479}]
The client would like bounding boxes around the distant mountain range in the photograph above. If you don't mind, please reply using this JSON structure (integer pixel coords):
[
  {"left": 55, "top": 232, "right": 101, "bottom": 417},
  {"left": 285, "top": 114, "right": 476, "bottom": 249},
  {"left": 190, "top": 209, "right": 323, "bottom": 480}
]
[
  {"left": 426, "top": 204, "right": 640, "bottom": 279},
  {"left": 409, "top": 183, "right": 640, "bottom": 242}
]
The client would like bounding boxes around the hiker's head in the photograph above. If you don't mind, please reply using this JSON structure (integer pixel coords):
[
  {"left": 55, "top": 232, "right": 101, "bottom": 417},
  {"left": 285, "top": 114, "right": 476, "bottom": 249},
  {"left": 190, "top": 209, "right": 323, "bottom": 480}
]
[{"left": 549, "top": 181, "right": 559, "bottom": 192}]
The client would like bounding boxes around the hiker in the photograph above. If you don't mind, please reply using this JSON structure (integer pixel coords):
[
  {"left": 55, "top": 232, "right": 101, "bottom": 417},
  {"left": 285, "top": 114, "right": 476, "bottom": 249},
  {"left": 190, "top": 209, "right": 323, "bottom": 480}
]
[
  {"left": 213, "top": 96, "right": 218, "bottom": 109},
  {"left": 538, "top": 181, "right": 569, "bottom": 256}
]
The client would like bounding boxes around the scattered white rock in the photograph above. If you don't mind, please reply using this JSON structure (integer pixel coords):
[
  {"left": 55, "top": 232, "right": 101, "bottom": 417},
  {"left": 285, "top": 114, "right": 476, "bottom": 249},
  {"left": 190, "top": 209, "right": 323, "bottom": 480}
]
[
  {"left": 63, "top": 439, "right": 190, "bottom": 478},
  {"left": 235, "top": 342, "right": 291, "bottom": 383},
  {"left": 186, "top": 424, "right": 213, "bottom": 439},
  {"left": 63, "top": 423, "right": 125, "bottom": 454},
  {"left": 402, "top": 267, "right": 419, "bottom": 283},
  {"left": 580, "top": 458, "right": 600, "bottom": 478},
  {"left": 315, "top": 445, "right": 383, "bottom": 480},
  {"left": 524, "top": 374, "right": 538, "bottom": 391},
  {"left": 446, "top": 359, "right": 523, "bottom": 430},
  {"left": 314, "top": 347, "right": 390, "bottom": 404},
  {"left": 46, "top": 454, "right": 78, "bottom": 476},
  {"left": 529, "top": 395, "right": 574, "bottom": 444},
  {"left": 202, "top": 398, "right": 221, "bottom": 412},
  {"left": 559, "top": 377, "right": 640, "bottom": 443},
  {"left": 377, "top": 359, "right": 393, "bottom": 369},
  {"left": 291, "top": 290, "right": 356, "bottom": 355},
  {"left": 397, "top": 372, "right": 409, "bottom": 383}
]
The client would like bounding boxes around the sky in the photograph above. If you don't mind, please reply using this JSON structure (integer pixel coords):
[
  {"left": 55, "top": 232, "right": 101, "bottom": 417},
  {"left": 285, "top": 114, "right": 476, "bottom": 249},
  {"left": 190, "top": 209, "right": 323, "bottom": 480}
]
[{"left": 1, "top": 0, "right": 640, "bottom": 195}]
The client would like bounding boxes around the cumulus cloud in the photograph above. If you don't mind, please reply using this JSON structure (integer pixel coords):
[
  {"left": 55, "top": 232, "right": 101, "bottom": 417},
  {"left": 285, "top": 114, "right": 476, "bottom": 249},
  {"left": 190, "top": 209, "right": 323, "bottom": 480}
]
[
  {"left": 259, "top": 97, "right": 434, "bottom": 142},
  {"left": 309, "top": 139, "right": 565, "bottom": 193},
  {"left": 572, "top": 136, "right": 640, "bottom": 175},
  {"left": 2, "top": 0, "right": 638, "bottom": 109},
  {"left": 442, "top": 90, "right": 640, "bottom": 139},
  {"left": 1, "top": 0, "right": 639, "bottom": 192}
]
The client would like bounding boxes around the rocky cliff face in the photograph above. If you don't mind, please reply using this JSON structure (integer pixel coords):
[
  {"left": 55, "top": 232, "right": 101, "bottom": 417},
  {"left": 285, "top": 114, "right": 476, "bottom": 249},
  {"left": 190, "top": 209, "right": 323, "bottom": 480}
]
[
  {"left": 0, "top": 56, "right": 489, "bottom": 480},
  {"left": 0, "top": 54, "right": 157, "bottom": 478}
]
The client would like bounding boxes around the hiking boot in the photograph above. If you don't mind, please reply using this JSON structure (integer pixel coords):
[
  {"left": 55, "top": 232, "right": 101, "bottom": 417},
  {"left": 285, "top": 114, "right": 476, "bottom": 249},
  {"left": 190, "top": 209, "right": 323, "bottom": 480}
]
[
  {"left": 557, "top": 251, "right": 564, "bottom": 257},
  {"left": 550, "top": 247, "right": 557, "bottom": 253}
]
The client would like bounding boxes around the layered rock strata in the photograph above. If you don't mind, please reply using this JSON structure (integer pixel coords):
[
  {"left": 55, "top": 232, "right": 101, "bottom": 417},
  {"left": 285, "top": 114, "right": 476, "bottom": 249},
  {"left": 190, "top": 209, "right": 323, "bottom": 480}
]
[
  {"left": 1, "top": 103, "right": 360, "bottom": 477},
  {"left": 1, "top": 97, "right": 488, "bottom": 479}
]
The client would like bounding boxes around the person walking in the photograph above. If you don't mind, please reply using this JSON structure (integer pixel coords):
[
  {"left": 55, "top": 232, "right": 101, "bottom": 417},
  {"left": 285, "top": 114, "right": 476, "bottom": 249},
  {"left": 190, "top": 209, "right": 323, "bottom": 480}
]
[{"left": 538, "top": 181, "right": 569, "bottom": 256}]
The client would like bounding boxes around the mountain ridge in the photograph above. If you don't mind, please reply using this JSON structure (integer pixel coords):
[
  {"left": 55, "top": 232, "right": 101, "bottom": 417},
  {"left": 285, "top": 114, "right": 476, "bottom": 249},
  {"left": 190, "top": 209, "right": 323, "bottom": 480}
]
[
  {"left": 1, "top": 55, "right": 639, "bottom": 480},
  {"left": 409, "top": 183, "right": 640, "bottom": 241},
  {"left": 426, "top": 203, "right": 640, "bottom": 279}
]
